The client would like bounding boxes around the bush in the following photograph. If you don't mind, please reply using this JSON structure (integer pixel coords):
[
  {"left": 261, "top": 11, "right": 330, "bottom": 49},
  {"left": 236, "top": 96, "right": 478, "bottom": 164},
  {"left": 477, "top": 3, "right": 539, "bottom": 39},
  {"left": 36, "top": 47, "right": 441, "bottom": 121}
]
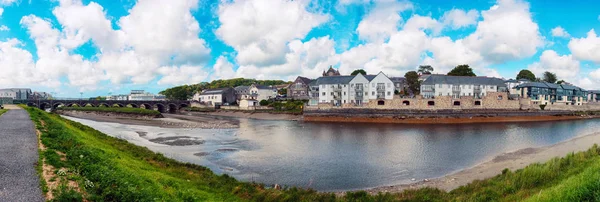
[
  {"left": 259, "top": 100, "right": 269, "bottom": 106},
  {"left": 539, "top": 104, "right": 547, "bottom": 110}
]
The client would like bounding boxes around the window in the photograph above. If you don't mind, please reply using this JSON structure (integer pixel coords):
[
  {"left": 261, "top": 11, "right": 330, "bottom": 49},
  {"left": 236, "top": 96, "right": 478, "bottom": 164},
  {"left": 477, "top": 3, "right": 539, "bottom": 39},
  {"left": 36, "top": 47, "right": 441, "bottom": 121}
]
[
  {"left": 497, "top": 95, "right": 503, "bottom": 100},
  {"left": 453, "top": 101, "right": 461, "bottom": 106},
  {"left": 428, "top": 101, "right": 435, "bottom": 106},
  {"left": 474, "top": 101, "right": 481, "bottom": 106},
  {"left": 344, "top": 85, "right": 346, "bottom": 87},
  {"left": 439, "top": 93, "right": 442, "bottom": 96},
  {"left": 378, "top": 100, "right": 385, "bottom": 105},
  {"left": 387, "top": 92, "right": 391, "bottom": 96},
  {"left": 402, "top": 100, "right": 410, "bottom": 105},
  {"left": 372, "top": 83, "right": 375, "bottom": 87},
  {"left": 438, "top": 84, "right": 442, "bottom": 88},
  {"left": 343, "top": 92, "right": 346, "bottom": 95},
  {"left": 387, "top": 83, "right": 391, "bottom": 87},
  {"left": 330, "top": 92, "right": 334, "bottom": 95},
  {"left": 351, "top": 84, "right": 354, "bottom": 87},
  {"left": 469, "top": 85, "right": 471, "bottom": 89},
  {"left": 372, "top": 92, "right": 375, "bottom": 95},
  {"left": 490, "top": 86, "right": 494, "bottom": 89},
  {"left": 365, "top": 92, "right": 368, "bottom": 96},
  {"left": 322, "top": 92, "right": 325, "bottom": 96}
]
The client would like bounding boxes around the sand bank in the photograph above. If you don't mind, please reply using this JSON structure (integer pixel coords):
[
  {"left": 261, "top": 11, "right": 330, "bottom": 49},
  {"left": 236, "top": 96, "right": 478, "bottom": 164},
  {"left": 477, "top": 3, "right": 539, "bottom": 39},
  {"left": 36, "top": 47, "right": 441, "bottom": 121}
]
[{"left": 364, "top": 131, "right": 600, "bottom": 194}]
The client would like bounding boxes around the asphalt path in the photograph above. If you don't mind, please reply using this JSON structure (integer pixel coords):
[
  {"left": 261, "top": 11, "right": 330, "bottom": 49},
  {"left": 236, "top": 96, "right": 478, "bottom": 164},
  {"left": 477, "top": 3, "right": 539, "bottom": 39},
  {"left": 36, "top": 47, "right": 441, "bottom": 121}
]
[{"left": 0, "top": 108, "right": 44, "bottom": 202}]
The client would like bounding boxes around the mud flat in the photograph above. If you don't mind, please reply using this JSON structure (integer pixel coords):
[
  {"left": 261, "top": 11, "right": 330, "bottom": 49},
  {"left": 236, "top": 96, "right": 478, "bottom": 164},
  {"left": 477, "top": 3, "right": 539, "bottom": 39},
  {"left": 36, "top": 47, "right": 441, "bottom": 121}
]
[
  {"left": 187, "top": 110, "right": 302, "bottom": 121},
  {"left": 364, "top": 131, "right": 600, "bottom": 194},
  {"left": 304, "top": 114, "right": 598, "bottom": 124},
  {"left": 57, "top": 110, "right": 238, "bottom": 129}
]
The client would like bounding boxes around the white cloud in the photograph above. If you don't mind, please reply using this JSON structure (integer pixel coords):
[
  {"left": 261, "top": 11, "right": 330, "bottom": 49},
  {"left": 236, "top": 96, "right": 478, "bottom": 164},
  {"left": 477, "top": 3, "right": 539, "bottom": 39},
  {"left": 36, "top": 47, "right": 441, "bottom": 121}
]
[
  {"left": 423, "top": 37, "right": 489, "bottom": 75},
  {"left": 216, "top": 0, "right": 328, "bottom": 66},
  {"left": 441, "top": 9, "right": 479, "bottom": 29},
  {"left": 568, "top": 29, "right": 600, "bottom": 63},
  {"left": 0, "top": 8, "right": 3, "bottom": 16},
  {"left": 551, "top": 26, "right": 570, "bottom": 38},
  {"left": 211, "top": 56, "right": 236, "bottom": 80},
  {"left": 235, "top": 36, "right": 338, "bottom": 80},
  {"left": 356, "top": 0, "right": 413, "bottom": 42},
  {"left": 157, "top": 65, "right": 208, "bottom": 86},
  {"left": 463, "top": 0, "right": 544, "bottom": 63},
  {"left": 403, "top": 15, "right": 443, "bottom": 34},
  {"left": 590, "top": 69, "right": 600, "bottom": 80},
  {"left": 0, "top": 25, "right": 8, "bottom": 31},
  {"left": 0, "top": 0, "right": 17, "bottom": 6},
  {"left": 527, "top": 50, "right": 580, "bottom": 79}
]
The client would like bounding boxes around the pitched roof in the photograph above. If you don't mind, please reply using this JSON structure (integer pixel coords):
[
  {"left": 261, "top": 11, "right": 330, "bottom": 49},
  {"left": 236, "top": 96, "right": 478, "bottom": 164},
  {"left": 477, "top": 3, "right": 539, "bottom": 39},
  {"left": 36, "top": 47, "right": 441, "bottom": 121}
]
[
  {"left": 252, "top": 84, "right": 276, "bottom": 90},
  {"left": 296, "top": 76, "right": 313, "bottom": 84},
  {"left": 312, "top": 75, "right": 355, "bottom": 85},
  {"left": 589, "top": 90, "right": 600, "bottom": 94},
  {"left": 515, "top": 82, "right": 586, "bottom": 91},
  {"left": 364, "top": 75, "right": 376, "bottom": 81},
  {"left": 421, "top": 75, "right": 506, "bottom": 87},
  {"left": 201, "top": 88, "right": 232, "bottom": 95}
]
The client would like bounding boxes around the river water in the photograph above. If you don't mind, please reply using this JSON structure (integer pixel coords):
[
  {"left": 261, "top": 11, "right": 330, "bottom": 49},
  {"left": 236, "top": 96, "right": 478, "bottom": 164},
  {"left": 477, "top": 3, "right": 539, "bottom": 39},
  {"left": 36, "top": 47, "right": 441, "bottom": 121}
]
[{"left": 63, "top": 115, "right": 600, "bottom": 192}]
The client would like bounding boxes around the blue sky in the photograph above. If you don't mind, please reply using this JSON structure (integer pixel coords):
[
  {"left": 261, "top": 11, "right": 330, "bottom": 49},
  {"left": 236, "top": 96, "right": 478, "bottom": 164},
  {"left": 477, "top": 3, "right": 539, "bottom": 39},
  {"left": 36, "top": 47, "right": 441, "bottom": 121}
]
[{"left": 0, "top": 0, "right": 599, "bottom": 97}]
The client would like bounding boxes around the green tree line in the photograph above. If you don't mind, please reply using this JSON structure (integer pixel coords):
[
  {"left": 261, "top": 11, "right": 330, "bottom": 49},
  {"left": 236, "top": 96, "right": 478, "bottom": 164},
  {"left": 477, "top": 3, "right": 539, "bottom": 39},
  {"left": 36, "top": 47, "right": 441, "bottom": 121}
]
[{"left": 159, "top": 78, "right": 290, "bottom": 100}]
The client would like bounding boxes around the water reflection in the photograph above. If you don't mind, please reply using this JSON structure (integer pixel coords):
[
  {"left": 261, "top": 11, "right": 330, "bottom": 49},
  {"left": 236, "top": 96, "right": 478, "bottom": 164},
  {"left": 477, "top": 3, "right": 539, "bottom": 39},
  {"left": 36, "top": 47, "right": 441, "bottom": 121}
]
[{"left": 64, "top": 116, "right": 600, "bottom": 191}]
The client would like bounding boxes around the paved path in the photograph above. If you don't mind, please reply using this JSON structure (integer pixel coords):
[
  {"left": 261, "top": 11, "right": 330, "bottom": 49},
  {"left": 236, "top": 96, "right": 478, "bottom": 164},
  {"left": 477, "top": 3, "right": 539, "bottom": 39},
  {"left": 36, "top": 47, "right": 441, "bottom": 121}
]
[{"left": 0, "top": 109, "right": 44, "bottom": 202}]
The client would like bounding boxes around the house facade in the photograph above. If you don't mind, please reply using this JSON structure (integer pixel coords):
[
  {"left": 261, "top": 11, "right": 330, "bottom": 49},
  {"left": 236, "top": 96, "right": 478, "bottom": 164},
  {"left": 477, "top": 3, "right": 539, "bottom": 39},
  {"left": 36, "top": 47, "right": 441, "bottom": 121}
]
[
  {"left": 589, "top": 90, "right": 600, "bottom": 103},
  {"left": 234, "top": 86, "right": 251, "bottom": 101},
  {"left": 0, "top": 88, "right": 32, "bottom": 100},
  {"left": 420, "top": 75, "right": 508, "bottom": 99},
  {"left": 309, "top": 72, "right": 395, "bottom": 106},
  {"left": 288, "top": 76, "right": 313, "bottom": 100},
  {"left": 322, "top": 66, "right": 341, "bottom": 77},
  {"left": 515, "top": 82, "right": 588, "bottom": 105},
  {"left": 249, "top": 84, "right": 277, "bottom": 102},
  {"left": 390, "top": 77, "right": 406, "bottom": 94},
  {"left": 195, "top": 88, "right": 236, "bottom": 106}
]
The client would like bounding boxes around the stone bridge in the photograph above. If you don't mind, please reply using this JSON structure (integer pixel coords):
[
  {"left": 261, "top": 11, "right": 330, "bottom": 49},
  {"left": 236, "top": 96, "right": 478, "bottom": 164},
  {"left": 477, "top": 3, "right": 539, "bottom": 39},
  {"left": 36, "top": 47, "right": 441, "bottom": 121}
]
[{"left": 14, "top": 100, "right": 192, "bottom": 113}]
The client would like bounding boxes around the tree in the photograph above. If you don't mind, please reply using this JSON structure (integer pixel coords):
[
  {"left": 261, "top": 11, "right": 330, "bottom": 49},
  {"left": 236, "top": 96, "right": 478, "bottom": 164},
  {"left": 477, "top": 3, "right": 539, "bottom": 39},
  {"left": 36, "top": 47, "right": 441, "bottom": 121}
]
[
  {"left": 516, "top": 69, "right": 536, "bottom": 81},
  {"left": 259, "top": 100, "right": 269, "bottom": 106},
  {"left": 278, "top": 88, "right": 287, "bottom": 96},
  {"left": 542, "top": 71, "right": 558, "bottom": 83},
  {"left": 350, "top": 69, "right": 367, "bottom": 76},
  {"left": 557, "top": 80, "right": 566, "bottom": 84},
  {"left": 404, "top": 71, "right": 420, "bottom": 95},
  {"left": 447, "top": 64, "right": 476, "bottom": 76},
  {"left": 418, "top": 65, "right": 434, "bottom": 75}
]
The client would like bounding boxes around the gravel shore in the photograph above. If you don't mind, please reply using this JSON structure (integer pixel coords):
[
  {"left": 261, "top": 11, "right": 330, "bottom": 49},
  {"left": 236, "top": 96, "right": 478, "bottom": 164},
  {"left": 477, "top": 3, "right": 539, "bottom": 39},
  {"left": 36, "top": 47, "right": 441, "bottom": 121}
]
[{"left": 0, "top": 107, "right": 44, "bottom": 202}]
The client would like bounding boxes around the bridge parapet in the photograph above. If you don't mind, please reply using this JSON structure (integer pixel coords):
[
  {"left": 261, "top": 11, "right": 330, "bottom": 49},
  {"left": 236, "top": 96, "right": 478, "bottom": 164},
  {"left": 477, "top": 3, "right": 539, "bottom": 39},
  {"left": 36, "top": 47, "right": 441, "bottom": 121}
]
[{"left": 15, "top": 99, "right": 191, "bottom": 113}]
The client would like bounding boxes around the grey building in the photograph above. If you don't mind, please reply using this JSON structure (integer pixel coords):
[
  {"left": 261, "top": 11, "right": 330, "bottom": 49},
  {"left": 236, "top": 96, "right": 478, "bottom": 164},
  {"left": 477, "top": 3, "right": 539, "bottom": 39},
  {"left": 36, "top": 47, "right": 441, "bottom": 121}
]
[
  {"left": 420, "top": 75, "right": 508, "bottom": 99},
  {"left": 194, "top": 87, "right": 236, "bottom": 106},
  {"left": 0, "top": 88, "right": 32, "bottom": 100},
  {"left": 589, "top": 90, "right": 600, "bottom": 103},
  {"left": 289, "top": 76, "right": 313, "bottom": 100},
  {"left": 234, "top": 86, "right": 250, "bottom": 101},
  {"left": 515, "top": 82, "right": 588, "bottom": 105},
  {"left": 390, "top": 77, "right": 406, "bottom": 94}
]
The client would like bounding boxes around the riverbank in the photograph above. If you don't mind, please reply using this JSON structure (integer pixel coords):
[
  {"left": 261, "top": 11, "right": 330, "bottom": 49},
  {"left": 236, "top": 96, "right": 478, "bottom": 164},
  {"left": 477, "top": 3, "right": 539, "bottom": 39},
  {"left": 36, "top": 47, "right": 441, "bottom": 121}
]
[
  {"left": 187, "top": 110, "right": 302, "bottom": 121},
  {"left": 365, "top": 131, "right": 600, "bottom": 194},
  {"left": 305, "top": 114, "right": 599, "bottom": 124},
  {"left": 57, "top": 110, "right": 238, "bottom": 129}
]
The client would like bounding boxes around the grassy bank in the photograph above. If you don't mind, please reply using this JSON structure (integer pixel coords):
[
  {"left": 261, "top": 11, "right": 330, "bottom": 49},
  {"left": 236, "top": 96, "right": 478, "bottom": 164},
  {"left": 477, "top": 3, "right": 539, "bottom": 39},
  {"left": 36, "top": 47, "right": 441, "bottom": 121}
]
[
  {"left": 56, "top": 106, "right": 161, "bottom": 116},
  {"left": 25, "top": 106, "right": 600, "bottom": 201},
  {"left": 0, "top": 109, "right": 7, "bottom": 116}
]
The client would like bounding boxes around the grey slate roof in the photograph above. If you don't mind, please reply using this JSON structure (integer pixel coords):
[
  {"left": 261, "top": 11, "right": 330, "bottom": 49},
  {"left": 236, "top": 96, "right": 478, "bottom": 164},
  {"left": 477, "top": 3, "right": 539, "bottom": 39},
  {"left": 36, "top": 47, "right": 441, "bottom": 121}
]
[
  {"left": 515, "top": 82, "right": 586, "bottom": 91},
  {"left": 253, "top": 85, "right": 276, "bottom": 90},
  {"left": 296, "top": 76, "right": 313, "bottom": 84},
  {"left": 234, "top": 86, "right": 249, "bottom": 91},
  {"left": 201, "top": 88, "right": 232, "bottom": 95},
  {"left": 364, "top": 75, "right": 376, "bottom": 81},
  {"left": 421, "top": 75, "right": 506, "bottom": 87},
  {"left": 589, "top": 90, "right": 600, "bottom": 94},
  {"left": 390, "top": 77, "right": 406, "bottom": 83},
  {"left": 312, "top": 75, "right": 355, "bottom": 85}
]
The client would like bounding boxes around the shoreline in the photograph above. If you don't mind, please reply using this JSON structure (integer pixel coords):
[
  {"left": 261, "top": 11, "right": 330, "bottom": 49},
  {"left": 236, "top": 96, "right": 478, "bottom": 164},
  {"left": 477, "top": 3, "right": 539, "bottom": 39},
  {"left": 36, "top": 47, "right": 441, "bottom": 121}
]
[
  {"left": 304, "top": 114, "right": 598, "bottom": 124},
  {"left": 191, "top": 110, "right": 302, "bottom": 121},
  {"left": 58, "top": 111, "right": 239, "bottom": 129},
  {"left": 361, "top": 131, "right": 600, "bottom": 194}
]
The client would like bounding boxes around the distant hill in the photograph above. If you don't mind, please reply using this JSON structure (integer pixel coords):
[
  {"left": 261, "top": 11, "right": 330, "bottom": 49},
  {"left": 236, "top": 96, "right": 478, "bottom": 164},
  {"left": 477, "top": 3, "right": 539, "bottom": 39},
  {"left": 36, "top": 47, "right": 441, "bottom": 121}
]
[{"left": 159, "top": 78, "right": 290, "bottom": 100}]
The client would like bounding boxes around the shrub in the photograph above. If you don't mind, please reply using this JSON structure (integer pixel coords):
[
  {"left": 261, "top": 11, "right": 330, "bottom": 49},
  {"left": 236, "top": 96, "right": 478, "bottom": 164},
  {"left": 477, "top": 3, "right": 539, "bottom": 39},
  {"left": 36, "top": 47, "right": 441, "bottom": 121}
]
[
  {"left": 539, "top": 104, "right": 547, "bottom": 110},
  {"left": 259, "top": 100, "right": 269, "bottom": 106}
]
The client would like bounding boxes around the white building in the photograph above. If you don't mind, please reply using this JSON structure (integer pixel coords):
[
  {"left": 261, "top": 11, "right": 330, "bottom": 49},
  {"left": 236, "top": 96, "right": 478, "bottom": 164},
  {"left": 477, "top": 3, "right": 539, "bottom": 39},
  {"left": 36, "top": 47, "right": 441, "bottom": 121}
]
[
  {"left": 194, "top": 88, "right": 236, "bottom": 106},
  {"left": 0, "top": 88, "right": 32, "bottom": 100},
  {"left": 420, "top": 75, "right": 508, "bottom": 99},
  {"left": 248, "top": 84, "right": 277, "bottom": 102},
  {"left": 309, "top": 72, "right": 395, "bottom": 106}
]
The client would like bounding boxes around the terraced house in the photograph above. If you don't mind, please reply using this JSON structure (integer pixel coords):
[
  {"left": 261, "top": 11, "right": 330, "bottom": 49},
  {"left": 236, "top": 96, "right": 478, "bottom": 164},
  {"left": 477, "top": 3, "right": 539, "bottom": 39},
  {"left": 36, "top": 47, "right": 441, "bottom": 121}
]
[
  {"left": 515, "top": 82, "right": 588, "bottom": 105},
  {"left": 420, "top": 75, "right": 508, "bottom": 99},
  {"left": 589, "top": 90, "right": 600, "bottom": 103},
  {"left": 289, "top": 76, "right": 313, "bottom": 100},
  {"left": 309, "top": 72, "right": 395, "bottom": 106}
]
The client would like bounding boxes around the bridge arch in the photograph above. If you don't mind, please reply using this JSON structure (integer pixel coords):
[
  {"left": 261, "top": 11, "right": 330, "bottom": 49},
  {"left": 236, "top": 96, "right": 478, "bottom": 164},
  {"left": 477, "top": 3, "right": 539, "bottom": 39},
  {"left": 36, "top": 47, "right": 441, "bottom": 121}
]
[
  {"left": 127, "top": 103, "right": 139, "bottom": 108},
  {"left": 167, "top": 103, "right": 178, "bottom": 113},
  {"left": 83, "top": 103, "right": 96, "bottom": 107},
  {"left": 53, "top": 103, "right": 65, "bottom": 109},
  {"left": 66, "top": 103, "right": 80, "bottom": 107},
  {"left": 27, "top": 102, "right": 37, "bottom": 107},
  {"left": 98, "top": 103, "right": 109, "bottom": 107},
  {"left": 112, "top": 103, "right": 124, "bottom": 108},
  {"left": 179, "top": 103, "right": 189, "bottom": 109},
  {"left": 140, "top": 103, "right": 153, "bottom": 110},
  {"left": 39, "top": 102, "right": 51, "bottom": 110}
]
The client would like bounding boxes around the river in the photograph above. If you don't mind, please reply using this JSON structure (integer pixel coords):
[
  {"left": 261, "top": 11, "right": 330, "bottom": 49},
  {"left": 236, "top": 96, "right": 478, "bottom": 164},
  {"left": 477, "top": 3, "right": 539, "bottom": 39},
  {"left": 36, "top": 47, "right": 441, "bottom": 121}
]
[{"left": 63, "top": 115, "right": 600, "bottom": 192}]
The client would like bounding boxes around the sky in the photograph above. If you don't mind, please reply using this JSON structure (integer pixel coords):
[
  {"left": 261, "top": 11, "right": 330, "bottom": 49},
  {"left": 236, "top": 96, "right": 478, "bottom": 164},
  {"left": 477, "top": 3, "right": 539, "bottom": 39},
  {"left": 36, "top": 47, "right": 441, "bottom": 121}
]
[{"left": 0, "top": 0, "right": 599, "bottom": 97}]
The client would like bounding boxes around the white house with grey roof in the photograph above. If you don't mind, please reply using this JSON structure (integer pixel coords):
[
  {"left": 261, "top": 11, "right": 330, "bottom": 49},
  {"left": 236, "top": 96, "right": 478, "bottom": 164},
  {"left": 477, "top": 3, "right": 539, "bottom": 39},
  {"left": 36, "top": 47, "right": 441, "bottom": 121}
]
[
  {"left": 309, "top": 72, "right": 394, "bottom": 106},
  {"left": 420, "top": 75, "right": 508, "bottom": 99},
  {"left": 194, "top": 87, "right": 236, "bottom": 106},
  {"left": 248, "top": 84, "right": 277, "bottom": 102}
]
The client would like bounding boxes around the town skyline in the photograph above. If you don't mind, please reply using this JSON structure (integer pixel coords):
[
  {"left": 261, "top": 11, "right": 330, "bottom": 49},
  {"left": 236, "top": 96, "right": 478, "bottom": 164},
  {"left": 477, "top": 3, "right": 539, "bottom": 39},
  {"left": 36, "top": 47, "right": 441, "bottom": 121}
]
[{"left": 0, "top": 0, "right": 599, "bottom": 97}]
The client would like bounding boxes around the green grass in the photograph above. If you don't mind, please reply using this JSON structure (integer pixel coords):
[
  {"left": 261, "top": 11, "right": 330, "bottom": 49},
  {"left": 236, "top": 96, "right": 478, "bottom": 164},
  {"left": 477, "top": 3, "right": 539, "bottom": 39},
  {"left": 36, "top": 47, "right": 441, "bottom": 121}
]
[
  {"left": 0, "top": 109, "right": 7, "bottom": 116},
  {"left": 23, "top": 106, "right": 600, "bottom": 201},
  {"left": 56, "top": 106, "right": 161, "bottom": 116}
]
